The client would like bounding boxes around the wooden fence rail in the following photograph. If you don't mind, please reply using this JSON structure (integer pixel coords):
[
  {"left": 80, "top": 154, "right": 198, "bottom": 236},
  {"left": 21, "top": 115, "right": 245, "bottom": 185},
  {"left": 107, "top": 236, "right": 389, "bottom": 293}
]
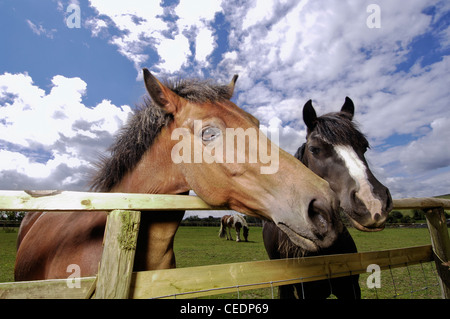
[
  {"left": 0, "top": 191, "right": 449, "bottom": 299},
  {"left": 0, "top": 245, "right": 433, "bottom": 299}
]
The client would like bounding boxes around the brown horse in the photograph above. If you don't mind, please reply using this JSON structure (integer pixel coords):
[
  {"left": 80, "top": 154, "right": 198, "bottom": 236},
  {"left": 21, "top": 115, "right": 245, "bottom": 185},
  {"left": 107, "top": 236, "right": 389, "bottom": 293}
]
[
  {"left": 15, "top": 69, "right": 341, "bottom": 281},
  {"left": 263, "top": 97, "right": 393, "bottom": 299},
  {"left": 219, "top": 214, "right": 249, "bottom": 242}
]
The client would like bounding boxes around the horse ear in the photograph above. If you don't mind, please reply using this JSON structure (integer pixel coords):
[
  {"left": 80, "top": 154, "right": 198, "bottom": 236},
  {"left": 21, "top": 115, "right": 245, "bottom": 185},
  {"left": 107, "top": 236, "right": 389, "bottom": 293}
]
[
  {"left": 303, "top": 99, "right": 317, "bottom": 130},
  {"left": 225, "top": 74, "right": 239, "bottom": 99},
  {"left": 143, "top": 68, "right": 185, "bottom": 114},
  {"left": 340, "top": 96, "right": 354, "bottom": 120}
]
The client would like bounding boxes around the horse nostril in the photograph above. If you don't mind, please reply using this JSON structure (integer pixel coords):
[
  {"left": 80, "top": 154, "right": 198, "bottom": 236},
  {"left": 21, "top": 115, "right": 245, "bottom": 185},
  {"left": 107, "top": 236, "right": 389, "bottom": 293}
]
[{"left": 308, "top": 199, "right": 329, "bottom": 237}]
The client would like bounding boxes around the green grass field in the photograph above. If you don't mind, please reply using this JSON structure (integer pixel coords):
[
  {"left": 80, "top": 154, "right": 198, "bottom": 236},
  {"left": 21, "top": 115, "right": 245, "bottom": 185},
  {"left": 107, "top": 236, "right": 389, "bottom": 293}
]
[{"left": 1, "top": 226, "right": 446, "bottom": 299}]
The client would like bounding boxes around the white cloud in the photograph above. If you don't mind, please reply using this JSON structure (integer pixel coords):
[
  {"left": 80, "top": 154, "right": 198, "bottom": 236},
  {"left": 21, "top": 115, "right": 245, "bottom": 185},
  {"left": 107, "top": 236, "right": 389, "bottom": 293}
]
[
  {"left": 358, "top": 55, "right": 450, "bottom": 144},
  {"left": 373, "top": 117, "right": 450, "bottom": 175},
  {"left": 84, "top": 17, "right": 108, "bottom": 37},
  {"left": 175, "top": 0, "right": 222, "bottom": 66},
  {"left": 0, "top": 72, "right": 132, "bottom": 190},
  {"left": 366, "top": 113, "right": 450, "bottom": 198},
  {"left": 242, "top": 0, "right": 276, "bottom": 29},
  {"left": 4, "top": 0, "right": 448, "bottom": 200},
  {"left": 83, "top": 0, "right": 449, "bottom": 198},
  {"left": 225, "top": 0, "right": 434, "bottom": 95},
  {"left": 175, "top": 0, "right": 222, "bottom": 25},
  {"left": 87, "top": 0, "right": 167, "bottom": 71},
  {"left": 195, "top": 27, "right": 216, "bottom": 64},
  {"left": 87, "top": 0, "right": 223, "bottom": 73},
  {"left": 217, "top": 0, "right": 450, "bottom": 197},
  {"left": 0, "top": 150, "right": 51, "bottom": 179},
  {"left": 26, "top": 19, "right": 57, "bottom": 39},
  {"left": 157, "top": 33, "right": 191, "bottom": 73}
]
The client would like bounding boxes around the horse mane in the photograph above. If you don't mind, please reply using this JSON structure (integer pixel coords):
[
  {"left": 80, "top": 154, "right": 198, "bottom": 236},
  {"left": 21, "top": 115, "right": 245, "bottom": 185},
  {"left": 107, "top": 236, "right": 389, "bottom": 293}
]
[
  {"left": 90, "top": 78, "right": 233, "bottom": 192},
  {"left": 309, "top": 112, "right": 370, "bottom": 150},
  {"left": 294, "top": 143, "right": 306, "bottom": 161}
]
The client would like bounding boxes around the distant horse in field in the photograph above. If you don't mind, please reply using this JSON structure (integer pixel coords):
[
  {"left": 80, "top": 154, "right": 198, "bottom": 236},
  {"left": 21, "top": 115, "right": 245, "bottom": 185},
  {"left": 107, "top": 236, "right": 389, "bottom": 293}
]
[
  {"left": 219, "top": 214, "right": 249, "bottom": 242},
  {"left": 15, "top": 69, "right": 342, "bottom": 281},
  {"left": 263, "top": 97, "right": 393, "bottom": 299}
]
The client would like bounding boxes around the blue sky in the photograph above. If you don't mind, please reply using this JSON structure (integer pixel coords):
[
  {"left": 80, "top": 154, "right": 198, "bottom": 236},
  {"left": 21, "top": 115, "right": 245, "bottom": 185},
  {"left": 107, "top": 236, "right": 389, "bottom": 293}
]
[
  {"left": 0, "top": 0, "right": 449, "bottom": 202},
  {"left": 0, "top": 0, "right": 139, "bottom": 107}
]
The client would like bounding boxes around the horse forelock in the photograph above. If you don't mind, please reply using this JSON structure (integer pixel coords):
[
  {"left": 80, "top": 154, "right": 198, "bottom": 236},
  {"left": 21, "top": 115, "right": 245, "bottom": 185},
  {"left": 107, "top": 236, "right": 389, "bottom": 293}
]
[
  {"left": 165, "top": 78, "right": 233, "bottom": 103},
  {"left": 90, "top": 78, "right": 234, "bottom": 192},
  {"left": 312, "top": 113, "right": 369, "bottom": 150}
]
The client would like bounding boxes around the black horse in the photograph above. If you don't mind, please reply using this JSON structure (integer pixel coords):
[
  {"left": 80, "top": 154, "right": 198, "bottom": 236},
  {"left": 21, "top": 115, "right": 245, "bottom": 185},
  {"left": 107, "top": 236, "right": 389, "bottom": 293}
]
[{"left": 263, "top": 97, "right": 393, "bottom": 299}]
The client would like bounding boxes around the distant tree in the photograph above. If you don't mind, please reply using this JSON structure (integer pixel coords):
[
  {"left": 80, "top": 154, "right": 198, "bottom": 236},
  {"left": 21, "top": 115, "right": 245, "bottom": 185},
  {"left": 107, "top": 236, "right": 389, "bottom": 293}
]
[
  {"left": 400, "top": 215, "right": 415, "bottom": 223},
  {"left": 244, "top": 215, "right": 263, "bottom": 226},
  {"left": 412, "top": 209, "right": 426, "bottom": 221},
  {"left": 387, "top": 211, "right": 403, "bottom": 223},
  {"left": 0, "top": 211, "right": 25, "bottom": 222}
]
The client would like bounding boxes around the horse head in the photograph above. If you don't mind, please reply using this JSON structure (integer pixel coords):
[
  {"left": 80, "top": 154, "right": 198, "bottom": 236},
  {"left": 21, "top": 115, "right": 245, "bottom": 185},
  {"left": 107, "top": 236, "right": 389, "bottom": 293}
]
[
  {"left": 297, "top": 97, "right": 393, "bottom": 231},
  {"left": 140, "top": 69, "right": 342, "bottom": 251}
]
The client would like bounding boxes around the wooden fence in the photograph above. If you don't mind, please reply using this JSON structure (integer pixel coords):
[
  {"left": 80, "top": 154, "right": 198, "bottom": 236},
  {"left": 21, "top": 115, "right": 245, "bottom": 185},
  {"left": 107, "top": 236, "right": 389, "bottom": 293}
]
[{"left": 0, "top": 191, "right": 449, "bottom": 299}]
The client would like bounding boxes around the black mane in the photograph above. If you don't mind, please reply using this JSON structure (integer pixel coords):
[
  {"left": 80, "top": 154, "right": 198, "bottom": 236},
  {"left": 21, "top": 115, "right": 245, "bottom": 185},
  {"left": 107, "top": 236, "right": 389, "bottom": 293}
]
[
  {"left": 90, "top": 78, "right": 232, "bottom": 192},
  {"left": 311, "top": 112, "right": 369, "bottom": 150},
  {"left": 295, "top": 112, "right": 370, "bottom": 162}
]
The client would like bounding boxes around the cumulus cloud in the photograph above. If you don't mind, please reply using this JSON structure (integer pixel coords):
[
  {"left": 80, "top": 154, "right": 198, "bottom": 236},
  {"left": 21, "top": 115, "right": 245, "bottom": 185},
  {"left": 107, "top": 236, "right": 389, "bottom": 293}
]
[
  {"left": 217, "top": 0, "right": 450, "bottom": 197},
  {"left": 222, "top": 0, "right": 434, "bottom": 108},
  {"left": 2, "top": 0, "right": 449, "bottom": 200},
  {"left": 373, "top": 117, "right": 450, "bottom": 174},
  {"left": 80, "top": 0, "right": 449, "bottom": 197},
  {"left": 0, "top": 72, "right": 132, "bottom": 190},
  {"left": 87, "top": 0, "right": 223, "bottom": 74}
]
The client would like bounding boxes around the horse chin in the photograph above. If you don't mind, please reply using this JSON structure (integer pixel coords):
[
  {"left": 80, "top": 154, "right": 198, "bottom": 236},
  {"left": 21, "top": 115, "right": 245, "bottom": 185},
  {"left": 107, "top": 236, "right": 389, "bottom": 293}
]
[
  {"left": 277, "top": 223, "right": 320, "bottom": 252},
  {"left": 347, "top": 216, "right": 385, "bottom": 232}
]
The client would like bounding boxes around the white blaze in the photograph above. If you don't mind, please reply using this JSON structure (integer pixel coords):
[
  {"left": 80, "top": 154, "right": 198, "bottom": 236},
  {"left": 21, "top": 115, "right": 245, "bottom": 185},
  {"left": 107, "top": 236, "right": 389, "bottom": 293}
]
[{"left": 334, "top": 145, "right": 382, "bottom": 219}]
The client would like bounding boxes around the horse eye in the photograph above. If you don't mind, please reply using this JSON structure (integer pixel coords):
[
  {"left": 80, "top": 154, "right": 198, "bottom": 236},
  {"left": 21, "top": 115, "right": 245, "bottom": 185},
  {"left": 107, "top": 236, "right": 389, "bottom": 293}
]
[
  {"left": 309, "top": 146, "right": 320, "bottom": 155},
  {"left": 202, "top": 126, "right": 221, "bottom": 142}
]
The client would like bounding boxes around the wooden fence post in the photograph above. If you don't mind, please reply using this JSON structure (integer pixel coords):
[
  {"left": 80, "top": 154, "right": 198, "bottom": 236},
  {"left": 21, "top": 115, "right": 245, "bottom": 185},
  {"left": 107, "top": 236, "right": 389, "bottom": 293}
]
[
  {"left": 425, "top": 207, "right": 450, "bottom": 299},
  {"left": 94, "top": 210, "right": 141, "bottom": 299}
]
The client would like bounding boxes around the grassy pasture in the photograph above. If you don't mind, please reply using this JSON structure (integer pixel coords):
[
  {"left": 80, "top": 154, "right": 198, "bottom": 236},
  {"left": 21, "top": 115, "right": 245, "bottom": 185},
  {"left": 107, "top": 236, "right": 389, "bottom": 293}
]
[
  {"left": 0, "top": 225, "right": 447, "bottom": 299},
  {"left": 173, "top": 226, "right": 444, "bottom": 299}
]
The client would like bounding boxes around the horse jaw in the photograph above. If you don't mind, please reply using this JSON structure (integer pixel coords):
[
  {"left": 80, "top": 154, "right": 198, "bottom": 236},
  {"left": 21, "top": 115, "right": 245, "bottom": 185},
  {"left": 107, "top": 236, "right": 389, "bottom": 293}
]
[{"left": 276, "top": 223, "right": 320, "bottom": 252}]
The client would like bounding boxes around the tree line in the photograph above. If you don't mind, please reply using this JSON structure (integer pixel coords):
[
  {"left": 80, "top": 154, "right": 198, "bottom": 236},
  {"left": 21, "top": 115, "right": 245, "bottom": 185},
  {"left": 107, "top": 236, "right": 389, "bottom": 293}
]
[{"left": 2, "top": 209, "right": 448, "bottom": 229}]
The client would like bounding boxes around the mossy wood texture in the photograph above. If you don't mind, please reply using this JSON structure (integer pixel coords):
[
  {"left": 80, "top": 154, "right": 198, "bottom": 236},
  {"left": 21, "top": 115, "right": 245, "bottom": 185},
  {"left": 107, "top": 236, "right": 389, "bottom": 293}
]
[
  {"left": 0, "top": 191, "right": 222, "bottom": 211},
  {"left": 94, "top": 210, "right": 141, "bottom": 299},
  {"left": 0, "top": 191, "right": 449, "bottom": 212}
]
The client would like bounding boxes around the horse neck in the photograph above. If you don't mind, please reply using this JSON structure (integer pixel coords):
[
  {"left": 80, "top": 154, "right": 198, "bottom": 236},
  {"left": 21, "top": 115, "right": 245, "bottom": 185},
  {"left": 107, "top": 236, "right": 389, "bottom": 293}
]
[
  {"left": 110, "top": 125, "right": 188, "bottom": 271},
  {"left": 110, "top": 124, "right": 188, "bottom": 195}
]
